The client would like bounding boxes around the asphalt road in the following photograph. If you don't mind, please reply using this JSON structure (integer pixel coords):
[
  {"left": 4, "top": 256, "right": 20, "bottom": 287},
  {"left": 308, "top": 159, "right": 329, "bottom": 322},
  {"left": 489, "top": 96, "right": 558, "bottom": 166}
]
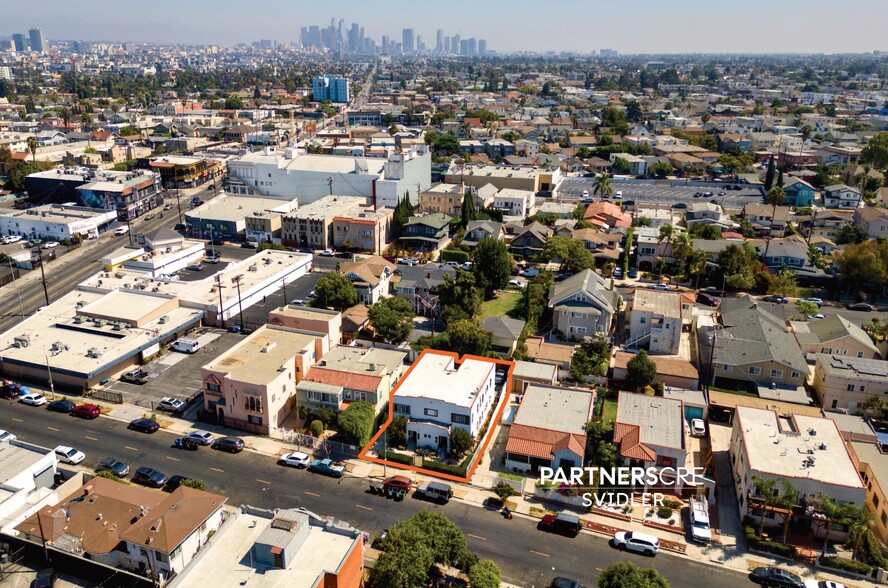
[
  {"left": 557, "top": 178, "right": 764, "bottom": 209},
  {"left": 0, "top": 403, "right": 750, "bottom": 588}
]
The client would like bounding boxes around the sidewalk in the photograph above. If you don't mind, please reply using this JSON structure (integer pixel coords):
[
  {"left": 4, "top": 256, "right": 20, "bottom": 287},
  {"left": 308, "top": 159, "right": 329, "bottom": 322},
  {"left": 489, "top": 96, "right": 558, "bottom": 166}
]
[{"left": 83, "top": 400, "right": 882, "bottom": 588}]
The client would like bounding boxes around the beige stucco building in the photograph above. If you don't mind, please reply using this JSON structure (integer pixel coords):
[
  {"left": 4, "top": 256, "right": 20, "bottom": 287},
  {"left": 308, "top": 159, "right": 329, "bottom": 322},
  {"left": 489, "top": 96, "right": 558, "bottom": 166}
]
[
  {"left": 331, "top": 206, "right": 393, "bottom": 254},
  {"left": 812, "top": 354, "right": 888, "bottom": 413}
]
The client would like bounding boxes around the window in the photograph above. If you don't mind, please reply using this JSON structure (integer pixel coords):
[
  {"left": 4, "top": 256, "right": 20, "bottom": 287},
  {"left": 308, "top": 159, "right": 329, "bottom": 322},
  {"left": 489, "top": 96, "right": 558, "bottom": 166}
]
[
  {"left": 847, "top": 384, "right": 856, "bottom": 392},
  {"left": 859, "top": 352, "right": 865, "bottom": 358},
  {"left": 206, "top": 383, "right": 221, "bottom": 392},
  {"left": 640, "top": 317, "right": 646, "bottom": 324},
  {"left": 820, "top": 348, "right": 832, "bottom": 354},
  {"left": 451, "top": 413, "right": 470, "bottom": 425},
  {"left": 875, "top": 494, "right": 881, "bottom": 509},
  {"left": 748, "top": 366, "right": 761, "bottom": 376},
  {"left": 882, "top": 511, "right": 887, "bottom": 526},
  {"left": 791, "top": 371, "right": 800, "bottom": 379},
  {"left": 860, "top": 385, "right": 866, "bottom": 393},
  {"left": 424, "top": 408, "right": 438, "bottom": 417},
  {"left": 770, "top": 369, "right": 783, "bottom": 378}
]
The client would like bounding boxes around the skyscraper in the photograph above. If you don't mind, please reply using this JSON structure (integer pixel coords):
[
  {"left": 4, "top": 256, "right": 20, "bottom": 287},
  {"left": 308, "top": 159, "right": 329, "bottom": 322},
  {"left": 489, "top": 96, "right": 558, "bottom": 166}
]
[
  {"left": 452, "top": 34, "right": 461, "bottom": 55},
  {"left": 444, "top": 37, "right": 451, "bottom": 54},
  {"left": 28, "top": 28, "right": 47, "bottom": 53},
  {"left": 11, "top": 34, "right": 27, "bottom": 52},
  {"left": 381, "top": 35, "right": 391, "bottom": 54},
  {"left": 402, "top": 28, "right": 415, "bottom": 54},
  {"left": 416, "top": 36, "right": 424, "bottom": 52},
  {"left": 436, "top": 29, "right": 444, "bottom": 53},
  {"left": 312, "top": 75, "right": 350, "bottom": 103},
  {"left": 478, "top": 39, "right": 487, "bottom": 55}
]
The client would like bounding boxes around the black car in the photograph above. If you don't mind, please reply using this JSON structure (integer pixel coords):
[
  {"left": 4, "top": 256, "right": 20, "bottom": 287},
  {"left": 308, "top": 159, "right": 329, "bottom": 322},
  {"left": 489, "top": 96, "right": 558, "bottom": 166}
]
[
  {"left": 621, "top": 200, "right": 635, "bottom": 206},
  {"left": 46, "top": 399, "right": 76, "bottom": 413},
  {"left": 34, "top": 569, "right": 57, "bottom": 588},
  {"left": 133, "top": 466, "right": 167, "bottom": 488},
  {"left": 672, "top": 202, "right": 688, "bottom": 209},
  {"left": 761, "top": 295, "right": 788, "bottom": 304},
  {"left": 748, "top": 566, "right": 803, "bottom": 588},
  {"left": 164, "top": 475, "right": 190, "bottom": 492},
  {"left": 213, "top": 436, "right": 245, "bottom": 453},
  {"left": 847, "top": 302, "right": 877, "bottom": 312},
  {"left": 97, "top": 457, "right": 130, "bottom": 477},
  {"left": 551, "top": 579, "right": 584, "bottom": 588},
  {"left": 128, "top": 418, "right": 159, "bottom": 434}
]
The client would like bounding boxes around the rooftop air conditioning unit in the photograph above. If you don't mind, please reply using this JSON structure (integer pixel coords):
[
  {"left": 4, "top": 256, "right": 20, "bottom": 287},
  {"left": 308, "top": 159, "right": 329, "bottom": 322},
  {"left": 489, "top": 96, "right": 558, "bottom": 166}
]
[
  {"left": 73, "top": 316, "right": 84, "bottom": 324},
  {"left": 158, "top": 315, "right": 168, "bottom": 324},
  {"left": 13, "top": 336, "right": 29, "bottom": 348},
  {"left": 248, "top": 264, "right": 258, "bottom": 272},
  {"left": 112, "top": 323, "right": 123, "bottom": 331},
  {"left": 87, "top": 348, "right": 102, "bottom": 358}
]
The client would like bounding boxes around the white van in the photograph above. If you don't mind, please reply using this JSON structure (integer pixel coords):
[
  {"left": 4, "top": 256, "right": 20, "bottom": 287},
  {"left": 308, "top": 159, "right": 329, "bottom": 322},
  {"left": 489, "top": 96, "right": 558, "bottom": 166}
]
[
  {"left": 689, "top": 496, "right": 712, "bottom": 543},
  {"left": 170, "top": 338, "right": 200, "bottom": 354},
  {"left": 114, "top": 226, "right": 129, "bottom": 236}
]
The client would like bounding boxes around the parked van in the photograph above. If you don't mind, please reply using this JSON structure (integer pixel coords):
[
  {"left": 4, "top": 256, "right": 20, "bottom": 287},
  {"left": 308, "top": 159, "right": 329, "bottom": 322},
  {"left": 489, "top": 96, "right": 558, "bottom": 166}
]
[
  {"left": 415, "top": 481, "right": 453, "bottom": 504},
  {"left": 689, "top": 496, "right": 711, "bottom": 543},
  {"left": 170, "top": 338, "right": 200, "bottom": 354}
]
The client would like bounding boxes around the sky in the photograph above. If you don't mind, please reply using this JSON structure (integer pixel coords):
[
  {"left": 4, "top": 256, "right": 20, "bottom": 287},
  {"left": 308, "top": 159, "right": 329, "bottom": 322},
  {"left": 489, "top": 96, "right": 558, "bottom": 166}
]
[{"left": 4, "top": 0, "right": 887, "bottom": 54}]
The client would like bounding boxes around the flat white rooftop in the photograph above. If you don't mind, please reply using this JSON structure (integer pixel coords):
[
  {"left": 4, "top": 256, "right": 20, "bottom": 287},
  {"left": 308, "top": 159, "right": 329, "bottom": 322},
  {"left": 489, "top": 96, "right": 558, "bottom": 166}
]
[
  {"left": 186, "top": 194, "right": 296, "bottom": 221},
  {"left": 736, "top": 406, "right": 864, "bottom": 489},
  {"left": 394, "top": 352, "right": 495, "bottom": 408}
]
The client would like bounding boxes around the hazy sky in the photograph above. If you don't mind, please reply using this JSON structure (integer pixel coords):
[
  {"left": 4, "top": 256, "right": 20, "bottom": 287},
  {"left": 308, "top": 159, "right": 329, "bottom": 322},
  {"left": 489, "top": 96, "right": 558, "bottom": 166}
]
[{"left": 4, "top": 0, "right": 887, "bottom": 54}]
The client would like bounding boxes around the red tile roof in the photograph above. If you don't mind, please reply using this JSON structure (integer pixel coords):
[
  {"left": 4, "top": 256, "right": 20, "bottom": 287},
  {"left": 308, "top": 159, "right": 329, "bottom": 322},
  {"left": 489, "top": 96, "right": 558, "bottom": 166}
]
[
  {"left": 613, "top": 423, "right": 656, "bottom": 461},
  {"left": 305, "top": 366, "right": 381, "bottom": 391},
  {"left": 506, "top": 424, "right": 586, "bottom": 461}
]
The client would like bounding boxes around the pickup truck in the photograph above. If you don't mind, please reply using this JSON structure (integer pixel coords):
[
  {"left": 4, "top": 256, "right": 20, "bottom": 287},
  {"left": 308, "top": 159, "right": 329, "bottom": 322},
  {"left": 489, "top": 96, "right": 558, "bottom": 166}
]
[
  {"left": 121, "top": 369, "right": 150, "bottom": 385},
  {"left": 308, "top": 458, "right": 345, "bottom": 478}
]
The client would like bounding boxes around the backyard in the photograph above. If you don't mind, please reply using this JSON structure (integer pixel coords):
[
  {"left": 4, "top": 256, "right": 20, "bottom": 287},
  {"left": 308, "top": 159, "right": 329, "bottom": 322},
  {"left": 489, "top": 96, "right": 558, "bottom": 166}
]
[{"left": 480, "top": 289, "right": 522, "bottom": 319}]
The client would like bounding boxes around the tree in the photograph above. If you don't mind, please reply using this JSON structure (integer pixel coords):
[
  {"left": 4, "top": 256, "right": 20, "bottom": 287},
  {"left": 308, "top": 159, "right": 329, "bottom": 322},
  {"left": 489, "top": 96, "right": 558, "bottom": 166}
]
[
  {"left": 671, "top": 232, "right": 694, "bottom": 278},
  {"left": 311, "top": 272, "right": 358, "bottom": 311},
  {"left": 433, "top": 131, "right": 461, "bottom": 155},
  {"left": 836, "top": 224, "right": 869, "bottom": 245},
  {"left": 592, "top": 174, "right": 614, "bottom": 200},
  {"left": 814, "top": 494, "right": 856, "bottom": 557},
  {"left": 847, "top": 505, "right": 876, "bottom": 559},
  {"left": 612, "top": 157, "right": 631, "bottom": 175},
  {"left": 26, "top": 135, "right": 38, "bottom": 163},
  {"left": 836, "top": 240, "right": 888, "bottom": 291},
  {"left": 657, "top": 224, "right": 674, "bottom": 280},
  {"left": 648, "top": 161, "right": 674, "bottom": 178},
  {"left": 437, "top": 271, "right": 482, "bottom": 320},
  {"left": 388, "top": 415, "right": 408, "bottom": 447},
  {"left": 768, "top": 266, "right": 798, "bottom": 297},
  {"left": 762, "top": 186, "right": 786, "bottom": 262},
  {"left": 472, "top": 238, "right": 510, "bottom": 299},
  {"left": 625, "top": 100, "right": 643, "bottom": 123},
  {"left": 795, "top": 300, "right": 820, "bottom": 319},
  {"left": 180, "top": 478, "right": 207, "bottom": 491},
  {"left": 446, "top": 319, "right": 494, "bottom": 357},
  {"left": 626, "top": 350, "right": 657, "bottom": 390},
  {"left": 597, "top": 562, "right": 670, "bottom": 588},
  {"left": 449, "top": 427, "right": 474, "bottom": 457},
  {"left": 542, "top": 235, "right": 595, "bottom": 274},
  {"left": 586, "top": 420, "right": 617, "bottom": 469},
  {"left": 861, "top": 132, "right": 888, "bottom": 171},
  {"left": 688, "top": 223, "right": 723, "bottom": 241},
  {"left": 468, "top": 560, "right": 502, "bottom": 588},
  {"left": 690, "top": 248, "right": 711, "bottom": 290},
  {"left": 570, "top": 336, "right": 612, "bottom": 380},
  {"left": 764, "top": 157, "right": 776, "bottom": 191},
  {"left": 751, "top": 476, "right": 798, "bottom": 542},
  {"left": 369, "top": 297, "right": 415, "bottom": 344},
  {"left": 223, "top": 95, "right": 244, "bottom": 110},
  {"left": 460, "top": 189, "right": 476, "bottom": 227},
  {"left": 393, "top": 194, "right": 412, "bottom": 238},
  {"left": 337, "top": 400, "right": 375, "bottom": 447}
]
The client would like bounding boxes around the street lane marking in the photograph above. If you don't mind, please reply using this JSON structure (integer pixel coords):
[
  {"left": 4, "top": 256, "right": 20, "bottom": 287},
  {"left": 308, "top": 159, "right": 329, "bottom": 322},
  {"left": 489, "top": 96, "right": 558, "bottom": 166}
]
[
  {"left": 166, "top": 456, "right": 180, "bottom": 462},
  {"left": 355, "top": 504, "right": 372, "bottom": 511},
  {"left": 47, "top": 426, "right": 60, "bottom": 432},
  {"left": 530, "top": 550, "right": 550, "bottom": 557},
  {"left": 256, "top": 479, "right": 272, "bottom": 485},
  {"left": 467, "top": 534, "right": 486, "bottom": 541},
  {"left": 84, "top": 436, "right": 98, "bottom": 441},
  {"left": 12, "top": 418, "right": 22, "bottom": 422},
  {"left": 596, "top": 568, "right": 606, "bottom": 572},
  {"left": 209, "top": 467, "right": 224, "bottom": 473},
  {"left": 304, "top": 491, "right": 321, "bottom": 497},
  {"left": 124, "top": 446, "right": 138, "bottom": 451}
]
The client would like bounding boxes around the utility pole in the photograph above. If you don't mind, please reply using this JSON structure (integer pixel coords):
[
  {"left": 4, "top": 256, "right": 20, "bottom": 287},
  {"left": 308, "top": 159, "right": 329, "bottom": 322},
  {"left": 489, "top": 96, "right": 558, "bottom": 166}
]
[
  {"left": 215, "top": 274, "right": 226, "bottom": 329},
  {"left": 44, "top": 355, "right": 54, "bottom": 398},
  {"left": 175, "top": 182, "right": 183, "bottom": 226},
  {"left": 36, "top": 250, "right": 50, "bottom": 306},
  {"left": 126, "top": 214, "right": 134, "bottom": 246},
  {"left": 8, "top": 257, "right": 25, "bottom": 321},
  {"left": 281, "top": 277, "right": 288, "bottom": 305},
  {"left": 232, "top": 275, "right": 245, "bottom": 330},
  {"left": 327, "top": 176, "right": 334, "bottom": 196}
]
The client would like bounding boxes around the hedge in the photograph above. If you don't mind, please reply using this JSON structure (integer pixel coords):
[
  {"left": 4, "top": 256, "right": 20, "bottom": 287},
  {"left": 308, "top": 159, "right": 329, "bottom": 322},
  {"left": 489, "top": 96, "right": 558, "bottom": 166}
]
[
  {"left": 378, "top": 450, "right": 413, "bottom": 465},
  {"left": 421, "top": 458, "right": 468, "bottom": 477},
  {"left": 819, "top": 555, "right": 873, "bottom": 575},
  {"left": 862, "top": 529, "right": 888, "bottom": 568},
  {"left": 441, "top": 249, "right": 470, "bottom": 264},
  {"left": 743, "top": 526, "right": 797, "bottom": 559}
]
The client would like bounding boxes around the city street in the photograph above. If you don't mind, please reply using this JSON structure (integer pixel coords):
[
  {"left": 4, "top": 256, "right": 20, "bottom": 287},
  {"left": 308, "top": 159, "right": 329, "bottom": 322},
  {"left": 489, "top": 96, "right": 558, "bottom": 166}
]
[
  {"left": 557, "top": 178, "right": 764, "bottom": 209},
  {"left": 0, "top": 402, "right": 750, "bottom": 587}
]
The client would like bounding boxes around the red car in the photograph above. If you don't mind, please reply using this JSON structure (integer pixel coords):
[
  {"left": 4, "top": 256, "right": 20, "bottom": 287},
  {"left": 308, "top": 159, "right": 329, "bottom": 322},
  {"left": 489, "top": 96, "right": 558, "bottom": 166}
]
[
  {"left": 72, "top": 404, "right": 101, "bottom": 419},
  {"left": 383, "top": 475, "right": 414, "bottom": 493}
]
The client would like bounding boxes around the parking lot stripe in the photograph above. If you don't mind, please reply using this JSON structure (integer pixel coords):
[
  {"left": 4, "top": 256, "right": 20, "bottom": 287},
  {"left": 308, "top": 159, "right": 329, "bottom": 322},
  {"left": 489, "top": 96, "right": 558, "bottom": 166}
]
[
  {"left": 256, "top": 479, "right": 272, "bottom": 485},
  {"left": 12, "top": 417, "right": 22, "bottom": 422},
  {"left": 467, "top": 533, "right": 486, "bottom": 541},
  {"left": 84, "top": 435, "right": 98, "bottom": 441},
  {"left": 355, "top": 504, "right": 372, "bottom": 511},
  {"left": 47, "top": 426, "right": 60, "bottom": 432},
  {"left": 530, "top": 550, "right": 550, "bottom": 557},
  {"left": 124, "top": 446, "right": 138, "bottom": 451},
  {"left": 166, "top": 456, "right": 180, "bottom": 461},
  {"left": 304, "top": 491, "right": 321, "bottom": 497},
  {"left": 209, "top": 467, "right": 224, "bottom": 473}
]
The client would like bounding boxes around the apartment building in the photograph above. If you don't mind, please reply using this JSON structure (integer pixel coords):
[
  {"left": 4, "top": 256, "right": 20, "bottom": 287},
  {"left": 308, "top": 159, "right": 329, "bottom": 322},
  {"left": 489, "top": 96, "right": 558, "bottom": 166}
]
[
  {"left": 281, "top": 196, "right": 366, "bottom": 249},
  {"left": 812, "top": 355, "right": 888, "bottom": 413},
  {"left": 331, "top": 206, "right": 393, "bottom": 254},
  {"left": 625, "top": 289, "right": 684, "bottom": 355}
]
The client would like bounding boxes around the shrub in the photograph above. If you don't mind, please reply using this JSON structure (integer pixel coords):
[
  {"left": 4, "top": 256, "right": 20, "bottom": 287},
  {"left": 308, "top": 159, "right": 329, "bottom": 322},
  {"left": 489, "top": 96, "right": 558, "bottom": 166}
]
[
  {"left": 441, "top": 248, "right": 470, "bottom": 264},
  {"left": 656, "top": 505, "right": 673, "bottom": 519},
  {"left": 377, "top": 450, "right": 413, "bottom": 465},
  {"left": 819, "top": 555, "right": 873, "bottom": 575},
  {"left": 310, "top": 420, "right": 324, "bottom": 437},
  {"left": 664, "top": 498, "right": 682, "bottom": 510},
  {"left": 862, "top": 529, "right": 888, "bottom": 568},
  {"left": 94, "top": 470, "right": 130, "bottom": 484},
  {"left": 494, "top": 482, "right": 515, "bottom": 502},
  {"left": 421, "top": 458, "right": 468, "bottom": 477},
  {"left": 754, "top": 540, "right": 797, "bottom": 559},
  {"left": 180, "top": 478, "right": 206, "bottom": 490}
]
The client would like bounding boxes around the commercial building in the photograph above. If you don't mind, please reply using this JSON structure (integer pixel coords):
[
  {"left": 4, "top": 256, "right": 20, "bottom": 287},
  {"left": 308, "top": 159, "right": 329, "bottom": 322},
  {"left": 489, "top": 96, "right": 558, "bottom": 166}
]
[
  {"left": 28, "top": 28, "right": 47, "bottom": 53},
  {"left": 16, "top": 477, "right": 228, "bottom": 583},
  {"left": 505, "top": 385, "right": 593, "bottom": 474},
  {"left": 281, "top": 195, "right": 366, "bottom": 249},
  {"left": 268, "top": 305, "right": 342, "bottom": 349},
  {"left": 202, "top": 324, "right": 325, "bottom": 435},
  {"left": 392, "top": 350, "right": 499, "bottom": 452},
  {"left": 299, "top": 346, "right": 407, "bottom": 417},
  {"left": 331, "top": 205, "right": 393, "bottom": 254},
  {"left": 492, "top": 188, "right": 536, "bottom": 219},
  {"left": 445, "top": 164, "right": 561, "bottom": 193},
  {"left": 101, "top": 228, "right": 206, "bottom": 276},
  {"left": 150, "top": 155, "right": 223, "bottom": 190},
  {"left": 0, "top": 203, "right": 117, "bottom": 241},
  {"left": 184, "top": 194, "right": 297, "bottom": 243},
  {"left": 76, "top": 169, "right": 163, "bottom": 220},
  {"left": 226, "top": 147, "right": 431, "bottom": 209},
  {"left": 176, "top": 507, "right": 364, "bottom": 588},
  {"left": 0, "top": 438, "right": 58, "bottom": 534},
  {"left": 312, "top": 75, "right": 350, "bottom": 103},
  {"left": 730, "top": 406, "right": 865, "bottom": 536}
]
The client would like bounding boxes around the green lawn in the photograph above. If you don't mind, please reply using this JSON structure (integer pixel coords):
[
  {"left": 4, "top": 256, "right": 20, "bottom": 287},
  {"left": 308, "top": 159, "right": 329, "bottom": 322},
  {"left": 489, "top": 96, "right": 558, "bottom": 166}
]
[
  {"left": 602, "top": 398, "right": 618, "bottom": 424},
  {"left": 480, "top": 290, "right": 521, "bottom": 319}
]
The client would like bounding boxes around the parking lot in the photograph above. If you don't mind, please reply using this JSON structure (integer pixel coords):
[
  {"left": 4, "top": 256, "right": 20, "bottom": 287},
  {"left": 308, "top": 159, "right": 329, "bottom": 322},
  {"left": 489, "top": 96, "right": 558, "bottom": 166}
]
[{"left": 556, "top": 178, "right": 764, "bottom": 209}]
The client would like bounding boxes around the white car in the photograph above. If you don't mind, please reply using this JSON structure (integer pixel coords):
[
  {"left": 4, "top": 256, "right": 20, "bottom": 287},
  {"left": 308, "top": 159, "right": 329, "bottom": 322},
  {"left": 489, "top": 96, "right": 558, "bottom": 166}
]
[
  {"left": 1, "top": 235, "right": 22, "bottom": 244},
  {"left": 184, "top": 431, "right": 215, "bottom": 446},
  {"left": 54, "top": 445, "right": 85, "bottom": 465},
  {"left": 278, "top": 451, "right": 311, "bottom": 468},
  {"left": 114, "top": 227, "right": 129, "bottom": 236},
  {"left": 509, "top": 279, "right": 524, "bottom": 287},
  {"left": 41, "top": 241, "right": 60, "bottom": 249},
  {"left": 20, "top": 393, "right": 47, "bottom": 406},
  {"left": 158, "top": 397, "right": 185, "bottom": 413},
  {"left": 319, "top": 250, "right": 335, "bottom": 257},
  {"left": 805, "top": 581, "right": 846, "bottom": 588},
  {"left": 612, "top": 531, "right": 660, "bottom": 556},
  {"left": 0, "top": 429, "right": 17, "bottom": 442},
  {"left": 582, "top": 189, "right": 589, "bottom": 198},
  {"left": 808, "top": 314, "right": 826, "bottom": 320},
  {"left": 614, "top": 190, "right": 623, "bottom": 199},
  {"left": 690, "top": 419, "right": 706, "bottom": 437}
]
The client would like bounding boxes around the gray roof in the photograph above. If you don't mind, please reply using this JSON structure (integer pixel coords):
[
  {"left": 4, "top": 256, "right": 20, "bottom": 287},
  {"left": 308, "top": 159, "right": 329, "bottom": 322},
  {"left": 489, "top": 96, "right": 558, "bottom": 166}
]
[
  {"left": 512, "top": 385, "right": 594, "bottom": 435},
  {"left": 396, "top": 266, "right": 456, "bottom": 291},
  {"left": 481, "top": 316, "right": 526, "bottom": 341},
  {"left": 765, "top": 239, "right": 809, "bottom": 260},
  {"left": 799, "top": 315, "right": 879, "bottom": 356},
  {"left": 616, "top": 392, "right": 684, "bottom": 450},
  {"left": 715, "top": 295, "right": 809, "bottom": 373},
  {"left": 548, "top": 269, "right": 617, "bottom": 314}
]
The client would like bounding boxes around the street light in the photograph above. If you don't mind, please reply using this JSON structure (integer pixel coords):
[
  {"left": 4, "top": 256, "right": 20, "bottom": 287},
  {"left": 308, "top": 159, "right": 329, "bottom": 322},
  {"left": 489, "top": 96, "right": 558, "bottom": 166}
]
[{"left": 44, "top": 355, "right": 54, "bottom": 398}]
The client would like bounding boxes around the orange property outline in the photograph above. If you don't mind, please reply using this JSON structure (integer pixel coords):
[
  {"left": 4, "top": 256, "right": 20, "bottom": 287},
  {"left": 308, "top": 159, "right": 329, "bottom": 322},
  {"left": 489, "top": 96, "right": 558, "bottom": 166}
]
[{"left": 359, "top": 348, "right": 515, "bottom": 483}]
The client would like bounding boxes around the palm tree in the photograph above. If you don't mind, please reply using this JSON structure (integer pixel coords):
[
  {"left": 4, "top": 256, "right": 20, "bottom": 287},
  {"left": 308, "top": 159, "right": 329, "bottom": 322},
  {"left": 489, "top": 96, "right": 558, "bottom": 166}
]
[
  {"left": 672, "top": 232, "right": 694, "bottom": 279},
  {"left": 592, "top": 174, "right": 614, "bottom": 201},
  {"left": 798, "top": 125, "right": 812, "bottom": 170},
  {"left": 657, "top": 224, "right": 674, "bottom": 280},
  {"left": 26, "top": 136, "right": 38, "bottom": 164},
  {"left": 752, "top": 476, "right": 799, "bottom": 538},
  {"left": 690, "top": 248, "right": 710, "bottom": 290},
  {"left": 813, "top": 494, "right": 856, "bottom": 557},
  {"left": 60, "top": 108, "right": 71, "bottom": 131},
  {"left": 761, "top": 186, "right": 786, "bottom": 263},
  {"left": 847, "top": 505, "right": 876, "bottom": 559}
]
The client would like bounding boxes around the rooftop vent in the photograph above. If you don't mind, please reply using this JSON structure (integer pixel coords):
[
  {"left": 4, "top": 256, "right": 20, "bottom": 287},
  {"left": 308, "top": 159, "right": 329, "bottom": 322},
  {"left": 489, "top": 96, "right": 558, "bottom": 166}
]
[
  {"left": 158, "top": 316, "right": 168, "bottom": 324},
  {"left": 87, "top": 348, "right": 102, "bottom": 358},
  {"left": 13, "top": 336, "right": 30, "bottom": 348}
]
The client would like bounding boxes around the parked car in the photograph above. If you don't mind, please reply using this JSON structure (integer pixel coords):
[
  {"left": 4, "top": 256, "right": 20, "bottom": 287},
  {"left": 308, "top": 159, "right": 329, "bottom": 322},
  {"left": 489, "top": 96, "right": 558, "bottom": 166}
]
[
  {"left": 650, "top": 283, "right": 671, "bottom": 291},
  {"left": 158, "top": 397, "right": 185, "bottom": 413},
  {"left": 72, "top": 404, "right": 101, "bottom": 419},
  {"left": 41, "top": 241, "right": 60, "bottom": 249},
  {"left": 46, "top": 399, "right": 76, "bottom": 413},
  {"left": 799, "top": 297, "right": 823, "bottom": 307},
  {"left": 308, "top": 458, "right": 345, "bottom": 478},
  {"left": 690, "top": 418, "right": 706, "bottom": 437},
  {"left": 749, "top": 567, "right": 804, "bottom": 587},
  {"left": 762, "top": 295, "right": 788, "bottom": 304},
  {"left": 163, "top": 204, "right": 174, "bottom": 211},
  {"left": 144, "top": 214, "right": 156, "bottom": 221},
  {"left": 1, "top": 235, "right": 22, "bottom": 244},
  {"left": 242, "top": 241, "right": 258, "bottom": 249},
  {"left": 133, "top": 466, "right": 167, "bottom": 488},
  {"left": 551, "top": 579, "right": 585, "bottom": 588},
  {"left": 415, "top": 481, "right": 453, "bottom": 504},
  {"left": 97, "top": 457, "right": 130, "bottom": 477},
  {"left": 628, "top": 267, "right": 639, "bottom": 278},
  {"left": 164, "top": 475, "right": 190, "bottom": 492},
  {"left": 278, "top": 451, "right": 311, "bottom": 468},
  {"left": 213, "top": 436, "right": 245, "bottom": 453},
  {"left": 184, "top": 431, "right": 215, "bottom": 446},
  {"left": 613, "top": 266, "right": 623, "bottom": 278},
  {"left": 20, "top": 393, "right": 47, "bottom": 406},
  {"left": 508, "top": 279, "right": 524, "bottom": 287},
  {"left": 804, "top": 581, "right": 845, "bottom": 588},
  {"left": 847, "top": 302, "right": 877, "bottom": 311},
  {"left": 33, "top": 569, "right": 56, "bottom": 588},
  {"left": 128, "top": 418, "right": 160, "bottom": 434},
  {"left": 612, "top": 531, "right": 660, "bottom": 556},
  {"left": 383, "top": 475, "right": 413, "bottom": 493},
  {"left": 808, "top": 313, "right": 825, "bottom": 320},
  {"left": 0, "top": 429, "right": 17, "bottom": 442},
  {"left": 699, "top": 287, "right": 723, "bottom": 295},
  {"left": 539, "top": 513, "right": 581, "bottom": 537},
  {"left": 696, "top": 293, "right": 720, "bottom": 307},
  {"left": 121, "top": 369, "right": 150, "bottom": 385},
  {"left": 185, "top": 263, "right": 204, "bottom": 271},
  {"left": 672, "top": 202, "right": 688, "bottom": 209},
  {"left": 319, "top": 249, "right": 335, "bottom": 257},
  {"left": 292, "top": 298, "right": 306, "bottom": 306},
  {"left": 54, "top": 445, "right": 85, "bottom": 465}
]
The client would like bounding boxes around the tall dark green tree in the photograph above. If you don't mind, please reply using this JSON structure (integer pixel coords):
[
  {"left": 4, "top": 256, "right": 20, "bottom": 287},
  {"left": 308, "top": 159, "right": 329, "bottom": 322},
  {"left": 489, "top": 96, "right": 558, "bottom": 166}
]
[
  {"left": 461, "top": 189, "right": 477, "bottom": 227},
  {"left": 776, "top": 167, "right": 784, "bottom": 188},
  {"left": 311, "top": 272, "right": 358, "bottom": 311},
  {"left": 472, "top": 238, "right": 510, "bottom": 299},
  {"left": 626, "top": 350, "right": 657, "bottom": 390},
  {"left": 764, "top": 156, "right": 776, "bottom": 190},
  {"left": 393, "top": 194, "right": 412, "bottom": 238}
]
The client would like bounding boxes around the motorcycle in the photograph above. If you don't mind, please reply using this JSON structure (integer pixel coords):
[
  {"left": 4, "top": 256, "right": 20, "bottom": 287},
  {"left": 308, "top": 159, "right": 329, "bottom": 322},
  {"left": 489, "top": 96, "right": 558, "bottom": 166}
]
[
  {"left": 502, "top": 506, "right": 512, "bottom": 520},
  {"left": 174, "top": 438, "right": 198, "bottom": 451}
]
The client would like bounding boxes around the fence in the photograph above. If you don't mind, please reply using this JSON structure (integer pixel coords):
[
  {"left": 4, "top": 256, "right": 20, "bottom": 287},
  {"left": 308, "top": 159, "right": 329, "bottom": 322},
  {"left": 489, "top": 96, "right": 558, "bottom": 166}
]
[
  {"left": 470, "top": 473, "right": 525, "bottom": 494},
  {"left": 86, "top": 389, "right": 124, "bottom": 404},
  {"left": 277, "top": 429, "right": 361, "bottom": 458}
]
